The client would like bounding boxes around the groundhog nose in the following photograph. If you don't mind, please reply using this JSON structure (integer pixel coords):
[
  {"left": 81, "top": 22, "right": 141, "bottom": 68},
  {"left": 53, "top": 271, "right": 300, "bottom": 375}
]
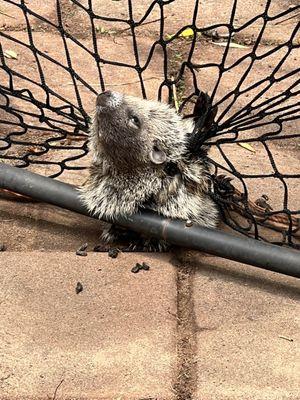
[{"left": 96, "top": 91, "right": 113, "bottom": 106}]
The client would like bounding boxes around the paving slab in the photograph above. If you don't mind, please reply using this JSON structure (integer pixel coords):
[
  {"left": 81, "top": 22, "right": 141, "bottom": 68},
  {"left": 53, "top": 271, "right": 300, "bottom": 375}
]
[
  {"left": 0, "top": 251, "right": 177, "bottom": 400},
  {"left": 0, "top": 196, "right": 105, "bottom": 251},
  {"left": 2, "top": 1, "right": 297, "bottom": 42},
  {"left": 86, "top": 0, "right": 299, "bottom": 43},
  {"left": 188, "top": 254, "right": 300, "bottom": 400},
  {"left": 0, "top": 1, "right": 55, "bottom": 30}
]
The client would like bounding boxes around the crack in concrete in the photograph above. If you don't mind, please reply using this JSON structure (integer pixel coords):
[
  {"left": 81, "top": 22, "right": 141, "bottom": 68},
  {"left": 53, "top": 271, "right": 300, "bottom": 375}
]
[{"left": 171, "top": 254, "right": 197, "bottom": 400}]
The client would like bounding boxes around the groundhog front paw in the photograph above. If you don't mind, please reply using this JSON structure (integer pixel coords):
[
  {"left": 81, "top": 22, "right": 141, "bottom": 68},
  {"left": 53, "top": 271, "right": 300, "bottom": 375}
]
[
  {"left": 101, "top": 224, "right": 141, "bottom": 245},
  {"left": 124, "top": 237, "right": 169, "bottom": 253},
  {"left": 101, "top": 225, "right": 169, "bottom": 252}
]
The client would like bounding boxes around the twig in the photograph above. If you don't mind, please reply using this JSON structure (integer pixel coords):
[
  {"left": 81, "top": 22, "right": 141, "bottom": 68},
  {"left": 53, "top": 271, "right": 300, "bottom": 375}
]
[
  {"left": 0, "top": 374, "right": 12, "bottom": 382},
  {"left": 214, "top": 176, "right": 300, "bottom": 238},
  {"left": 171, "top": 75, "right": 179, "bottom": 112},
  {"left": 60, "top": 76, "right": 161, "bottom": 87},
  {"left": 0, "top": 9, "right": 16, "bottom": 19},
  {"left": 117, "top": 16, "right": 166, "bottom": 34},
  {"left": 274, "top": 11, "right": 300, "bottom": 25},
  {"left": 107, "top": 76, "right": 161, "bottom": 87},
  {"left": 52, "top": 379, "right": 64, "bottom": 400},
  {"left": 279, "top": 335, "right": 293, "bottom": 342}
]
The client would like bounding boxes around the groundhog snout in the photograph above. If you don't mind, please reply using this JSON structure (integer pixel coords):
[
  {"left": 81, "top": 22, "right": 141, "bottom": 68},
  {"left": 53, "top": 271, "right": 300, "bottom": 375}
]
[
  {"left": 96, "top": 91, "right": 123, "bottom": 110},
  {"left": 96, "top": 91, "right": 112, "bottom": 106}
]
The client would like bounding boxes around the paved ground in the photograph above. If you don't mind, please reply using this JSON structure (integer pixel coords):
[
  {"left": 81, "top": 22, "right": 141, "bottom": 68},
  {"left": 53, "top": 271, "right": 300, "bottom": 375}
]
[
  {"left": 191, "top": 255, "right": 300, "bottom": 400},
  {"left": 1, "top": 198, "right": 300, "bottom": 400},
  {"left": 0, "top": 251, "right": 177, "bottom": 399},
  {"left": 0, "top": 0, "right": 300, "bottom": 399}
]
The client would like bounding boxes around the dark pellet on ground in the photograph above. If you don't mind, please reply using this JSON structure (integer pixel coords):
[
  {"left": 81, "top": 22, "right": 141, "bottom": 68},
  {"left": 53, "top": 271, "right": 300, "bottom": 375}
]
[
  {"left": 77, "top": 243, "right": 88, "bottom": 252},
  {"left": 76, "top": 249, "right": 88, "bottom": 257},
  {"left": 141, "top": 262, "right": 150, "bottom": 270},
  {"left": 0, "top": 243, "right": 6, "bottom": 252},
  {"left": 108, "top": 248, "right": 120, "bottom": 258},
  {"left": 131, "top": 263, "right": 142, "bottom": 273},
  {"left": 76, "top": 243, "right": 88, "bottom": 256},
  {"left": 76, "top": 282, "right": 83, "bottom": 294}
]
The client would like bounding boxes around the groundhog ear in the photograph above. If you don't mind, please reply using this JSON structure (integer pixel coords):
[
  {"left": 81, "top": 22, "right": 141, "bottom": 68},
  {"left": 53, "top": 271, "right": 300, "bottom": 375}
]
[{"left": 150, "top": 146, "right": 167, "bottom": 164}]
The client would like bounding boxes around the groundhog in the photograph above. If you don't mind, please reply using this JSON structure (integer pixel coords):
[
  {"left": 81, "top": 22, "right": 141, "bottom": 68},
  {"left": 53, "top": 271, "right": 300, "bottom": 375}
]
[{"left": 80, "top": 90, "right": 219, "bottom": 251}]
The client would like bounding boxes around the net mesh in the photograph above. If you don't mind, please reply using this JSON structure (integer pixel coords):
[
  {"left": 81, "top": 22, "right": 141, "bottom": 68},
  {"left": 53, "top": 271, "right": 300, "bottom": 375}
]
[{"left": 0, "top": 0, "right": 299, "bottom": 247}]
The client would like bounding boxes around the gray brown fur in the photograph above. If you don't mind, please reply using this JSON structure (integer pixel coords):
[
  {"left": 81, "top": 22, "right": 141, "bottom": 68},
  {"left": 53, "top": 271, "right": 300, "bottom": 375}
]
[{"left": 80, "top": 91, "right": 218, "bottom": 249}]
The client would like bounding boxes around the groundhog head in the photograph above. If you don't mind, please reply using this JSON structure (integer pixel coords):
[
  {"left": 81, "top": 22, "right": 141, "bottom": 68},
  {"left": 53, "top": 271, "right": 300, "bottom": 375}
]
[{"left": 90, "top": 91, "right": 196, "bottom": 171}]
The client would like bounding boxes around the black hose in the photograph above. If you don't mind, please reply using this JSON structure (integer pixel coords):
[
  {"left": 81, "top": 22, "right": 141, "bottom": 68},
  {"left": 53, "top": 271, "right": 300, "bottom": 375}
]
[{"left": 0, "top": 163, "right": 299, "bottom": 278}]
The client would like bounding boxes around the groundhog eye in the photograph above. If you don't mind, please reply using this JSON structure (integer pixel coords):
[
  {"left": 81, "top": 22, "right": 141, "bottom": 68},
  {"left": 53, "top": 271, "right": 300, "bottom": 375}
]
[{"left": 129, "top": 115, "right": 140, "bottom": 127}]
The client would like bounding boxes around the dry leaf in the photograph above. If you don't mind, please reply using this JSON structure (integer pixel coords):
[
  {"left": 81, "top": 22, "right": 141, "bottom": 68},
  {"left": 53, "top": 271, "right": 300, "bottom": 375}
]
[
  {"left": 4, "top": 50, "right": 18, "bottom": 59},
  {"left": 213, "top": 41, "right": 248, "bottom": 49},
  {"left": 238, "top": 142, "right": 256, "bottom": 152}
]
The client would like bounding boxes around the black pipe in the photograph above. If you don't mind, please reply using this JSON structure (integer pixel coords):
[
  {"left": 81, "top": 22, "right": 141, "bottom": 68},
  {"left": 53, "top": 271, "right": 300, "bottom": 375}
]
[{"left": 0, "top": 163, "right": 299, "bottom": 278}]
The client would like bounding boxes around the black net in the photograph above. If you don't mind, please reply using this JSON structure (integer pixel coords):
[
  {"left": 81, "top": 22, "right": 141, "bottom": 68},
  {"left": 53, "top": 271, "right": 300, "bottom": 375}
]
[{"left": 0, "top": 0, "right": 299, "bottom": 247}]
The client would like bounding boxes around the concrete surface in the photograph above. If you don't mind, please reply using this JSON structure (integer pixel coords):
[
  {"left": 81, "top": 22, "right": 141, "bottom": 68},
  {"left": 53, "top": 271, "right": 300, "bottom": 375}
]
[
  {"left": 0, "top": 197, "right": 104, "bottom": 251},
  {"left": 191, "top": 255, "right": 300, "bottom": 400},
  {"left": 1, "top": 0, "right": 300, "bottom": 399},
  {"left": 0, "top": 251, "right": 177, "bottom": 400},
  {"left": 1, "top": 230, "right": 299, "bottom": 399},
  {"left": 1, "top": 0, "right": 295, "bottom": 43}
]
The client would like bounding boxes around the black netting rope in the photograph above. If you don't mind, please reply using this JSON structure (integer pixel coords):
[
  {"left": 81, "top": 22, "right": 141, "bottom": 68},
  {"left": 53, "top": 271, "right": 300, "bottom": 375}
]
[{"left": 0, "top": 0, "right": 299, "bottom": 247}]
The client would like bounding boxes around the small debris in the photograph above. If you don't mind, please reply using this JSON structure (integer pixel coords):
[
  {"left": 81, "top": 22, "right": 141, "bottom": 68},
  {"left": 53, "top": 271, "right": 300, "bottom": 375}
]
[
  {"left": 179, "top": 27, "right": 195, "bottom": 38},
  {"left": 76, "top": 243, "right": 88, "bottom": 256},
  {"left": 170, "top": 74, "right": 179, "bottom": 112},
  {"left": 279, "top": 335, "right": 293, "bottom": 342},
  {"left": 185, "top": 219, "right": 193, "bottom": 227},
  {"left": 95, "top": 26, "right": 116, "bottom": 35},
  {"left": 52, "top": 378, "right": 64, "bottom": 400},
  {"left": 131, "top": 263, "right": 142, "bottom": 273},
  {"left": 141, "top": 262, "right": 150, "bottom": 271},
  {"left": 166, "top": 27, "right": 201, "bottom": 41},
  {"left": 203, "top": 28, "right": 234, "bottom": 40},
  {"left": 212, "top": 41, "right": 248, "bottom": 49},
  {"left": 238, "top": 142, "right": 256, "bottom": 152},
  {"left": 0, "top": 243, "right": 6, "bottom": 252},
  {"left": 75, "top": 282, "right": 83, "bottom": 294},
  {"left": 76, "top": 250, "right": 87, "bottom": 256},
  {"left": 131, "top": 262, "right": 150, "bottom": 273},
  {"left": 255, "top": 194, "right": 273, "bottom": 212},
  {"left": 78, "top": 243, "right": 88, "bottom": 251},
  {"left": 0, "top": 7, "right": 15, "bottom": 18},
  {"left": 4, "top": 49, "right": 18, "bottom": 59},
  {"left": 108, "top": 247, "right": 120, "bottom": 258}
]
